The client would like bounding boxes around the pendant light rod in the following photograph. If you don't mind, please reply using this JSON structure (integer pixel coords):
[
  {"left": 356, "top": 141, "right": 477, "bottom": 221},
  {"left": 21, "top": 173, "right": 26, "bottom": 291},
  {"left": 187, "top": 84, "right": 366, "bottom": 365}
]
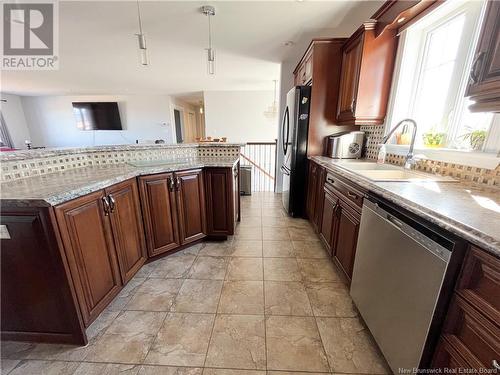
[
  {"left": 136, "top": 0, "right": 144, "bottom": 35},
  {"left": 201, "top": 5, "right": 216, "bottom": 75},
  {"left": 135, "top": 0, "right": 148, "bottom": 65}
]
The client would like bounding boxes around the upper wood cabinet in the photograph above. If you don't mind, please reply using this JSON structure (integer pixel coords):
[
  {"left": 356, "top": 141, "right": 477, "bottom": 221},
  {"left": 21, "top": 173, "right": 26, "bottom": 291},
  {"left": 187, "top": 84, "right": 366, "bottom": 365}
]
[
  {"left": 139, "top": 173, "right": 181, "bottom": 257},
  {"left": 336, "top": 21, "right": 398, "bottom": 125},
  {"left": 105, "top": 179, "right": 147, "bottom": 283},
  {"left": 175, "top": 169, "right": 206, "bottom": 245},
  {"left": 293, "top": 39, "right": 347, "bottom": 156},
  {"left": 54, "top": 190, "right": 122, "bottom": 326},
  {"left": 465, "top": 0, "right": 500, "bottom": 112}
]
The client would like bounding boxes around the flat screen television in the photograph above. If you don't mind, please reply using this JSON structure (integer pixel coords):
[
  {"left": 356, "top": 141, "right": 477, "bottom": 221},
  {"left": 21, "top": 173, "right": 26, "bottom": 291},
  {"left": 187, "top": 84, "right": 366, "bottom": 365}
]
[{"left": 72, "top": 102, "right": 123, "bottom": 130}]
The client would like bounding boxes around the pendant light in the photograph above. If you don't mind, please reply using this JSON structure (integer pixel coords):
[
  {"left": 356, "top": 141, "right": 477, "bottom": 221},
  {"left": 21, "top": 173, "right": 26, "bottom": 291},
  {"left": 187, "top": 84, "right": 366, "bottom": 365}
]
[
  {"left": 264, "top": 80, "right": 279, "bottom": 119},
  {"left": 201, "top": 5, "right": 216, "bottom": 75},
  {"left": 135, "top": 0, "right": 148, "bottom": 66}
]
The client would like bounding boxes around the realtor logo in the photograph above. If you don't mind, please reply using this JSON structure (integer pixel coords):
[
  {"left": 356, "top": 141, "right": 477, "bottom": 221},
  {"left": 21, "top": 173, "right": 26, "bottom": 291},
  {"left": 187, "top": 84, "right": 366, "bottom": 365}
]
[{"left": 1, "top": 1, "right": 59, "bottom": 70}]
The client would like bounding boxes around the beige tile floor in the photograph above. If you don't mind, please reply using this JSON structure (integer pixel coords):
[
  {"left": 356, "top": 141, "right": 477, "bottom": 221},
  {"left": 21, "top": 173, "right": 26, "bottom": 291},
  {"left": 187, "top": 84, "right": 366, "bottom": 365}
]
[{"left": 0, "top": 193, "right": 390, "bottom": 375}]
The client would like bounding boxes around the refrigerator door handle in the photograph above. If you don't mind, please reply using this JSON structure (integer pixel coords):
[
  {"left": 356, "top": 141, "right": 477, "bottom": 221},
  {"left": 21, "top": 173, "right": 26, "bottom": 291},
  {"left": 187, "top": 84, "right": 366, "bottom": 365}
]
[
  {"left": 280, "top": 165, "right": 290, "bottom": 175},
  {"left": 282, "top": 106, "right": 290, "bottom": 155}
]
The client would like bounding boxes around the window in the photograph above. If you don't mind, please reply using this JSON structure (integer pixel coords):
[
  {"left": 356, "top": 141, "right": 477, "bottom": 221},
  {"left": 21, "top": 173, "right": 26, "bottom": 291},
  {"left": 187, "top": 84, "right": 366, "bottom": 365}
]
[{"left": 387, "top": 0, "right": 498, "bottom": 155}]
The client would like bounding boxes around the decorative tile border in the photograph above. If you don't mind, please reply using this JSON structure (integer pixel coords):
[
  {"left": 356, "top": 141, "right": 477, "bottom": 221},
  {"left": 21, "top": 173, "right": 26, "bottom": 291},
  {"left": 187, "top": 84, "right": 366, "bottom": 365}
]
[
  {"left": 360, "top": 125, "right": 499, "bottom": 187},
  {"left": 0, "top": 144, "right": 242, "bottom": 182}
]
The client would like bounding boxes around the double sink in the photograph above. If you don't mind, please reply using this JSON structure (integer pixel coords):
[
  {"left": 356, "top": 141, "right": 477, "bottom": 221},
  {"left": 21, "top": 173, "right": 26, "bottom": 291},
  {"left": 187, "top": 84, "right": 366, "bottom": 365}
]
[{"left": 335, "top": 161, "right": 457, "bottom": 182}]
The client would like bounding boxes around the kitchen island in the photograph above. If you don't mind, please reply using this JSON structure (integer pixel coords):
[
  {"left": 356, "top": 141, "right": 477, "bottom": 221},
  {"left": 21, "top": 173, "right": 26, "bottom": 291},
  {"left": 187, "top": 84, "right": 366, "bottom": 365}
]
[{"left": 0, "top": 143, "right": 242, "bottom": 345}]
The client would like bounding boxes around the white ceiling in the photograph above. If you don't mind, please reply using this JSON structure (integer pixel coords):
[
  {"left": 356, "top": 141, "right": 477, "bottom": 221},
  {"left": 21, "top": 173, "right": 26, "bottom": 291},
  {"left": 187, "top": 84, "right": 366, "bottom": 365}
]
[{"left": 1, "top": 1, "right": 382, "bottom": 96}]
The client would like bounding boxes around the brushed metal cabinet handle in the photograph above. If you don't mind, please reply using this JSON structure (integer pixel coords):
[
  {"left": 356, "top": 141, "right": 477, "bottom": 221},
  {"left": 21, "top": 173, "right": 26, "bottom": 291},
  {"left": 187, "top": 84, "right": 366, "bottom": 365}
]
[
  {"left": 102, "top": 196, "right": 111, "bottom": 216},
  {"left": 327, "top": 177, "right": 335, "bottom": 184},
  {"left": 168, "top": 177, "right": 175, "bottom": 192},
  {"left": 108, "top": 194, "right": 116, "bottom": 213},
  {"left": 470, "top": 51, "right": 485, "bottom": 84},
  {"left": 175, "top": 177, "right": 181, "bottom": 191},
  {"left": 347, "top": 191, "right": 358, "bottom": 199}
]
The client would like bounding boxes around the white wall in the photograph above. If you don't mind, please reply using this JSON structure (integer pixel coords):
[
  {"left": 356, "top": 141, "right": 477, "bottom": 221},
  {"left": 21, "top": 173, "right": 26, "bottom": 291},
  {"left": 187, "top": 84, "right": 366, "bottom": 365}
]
[
  {"left": 203, "top": 90, "right": 279, "bottom": 143},
  {"left": 0, "top": 93, "right": 31, "bottom": 149},
  {"left": 20, "top": 95, "right": 175, "bottom": 148}
]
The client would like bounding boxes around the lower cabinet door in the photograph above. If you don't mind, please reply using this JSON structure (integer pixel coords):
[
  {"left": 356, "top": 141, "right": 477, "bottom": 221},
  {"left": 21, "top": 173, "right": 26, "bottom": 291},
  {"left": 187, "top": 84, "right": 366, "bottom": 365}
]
[
  {"left": 105, "top": 179, "right": 147, "bottom": 283},
  {"left": 55, "top": 190, "right": 122, "bottom": 327},
  {"left": 204, "top": 167, "right": 234, "bottom": 236},
  {"left": 319, "top": 189, "right": 338, "bottom": 255},
  {"left": 138, "top": 173, "right": 180, "bottom": 257},
  {"left": 175, "top": 169, "right": 207, "bottom": 244},
  {"left": 334, "top": 200, "right": 360, "bottom": 281}
]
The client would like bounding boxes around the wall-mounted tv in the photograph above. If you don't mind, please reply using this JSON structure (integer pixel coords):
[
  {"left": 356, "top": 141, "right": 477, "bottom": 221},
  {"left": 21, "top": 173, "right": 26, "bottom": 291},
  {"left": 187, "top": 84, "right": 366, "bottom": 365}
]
[{"left": 72, "top": 102, "right": 123, "bottom": 130}]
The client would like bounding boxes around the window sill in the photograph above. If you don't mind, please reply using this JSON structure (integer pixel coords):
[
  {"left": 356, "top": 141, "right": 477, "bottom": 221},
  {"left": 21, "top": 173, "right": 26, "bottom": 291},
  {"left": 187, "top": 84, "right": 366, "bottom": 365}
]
[{"left": 384, "top": 144, "right": 500, "bottom": 169}]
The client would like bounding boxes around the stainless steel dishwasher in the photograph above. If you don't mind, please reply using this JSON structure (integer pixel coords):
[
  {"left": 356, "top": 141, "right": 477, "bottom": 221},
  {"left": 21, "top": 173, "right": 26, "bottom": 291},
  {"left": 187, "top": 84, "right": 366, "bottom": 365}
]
[{"left": 350, "top": 196, "right": 463, "bottom": 374}]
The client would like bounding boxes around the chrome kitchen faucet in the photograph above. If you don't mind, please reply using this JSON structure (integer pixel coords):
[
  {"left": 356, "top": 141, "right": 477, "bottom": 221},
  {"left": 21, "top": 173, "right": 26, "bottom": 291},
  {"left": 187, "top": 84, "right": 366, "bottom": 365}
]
[{"left": 379, "top": 118, "right": 418, "bottom": 170}]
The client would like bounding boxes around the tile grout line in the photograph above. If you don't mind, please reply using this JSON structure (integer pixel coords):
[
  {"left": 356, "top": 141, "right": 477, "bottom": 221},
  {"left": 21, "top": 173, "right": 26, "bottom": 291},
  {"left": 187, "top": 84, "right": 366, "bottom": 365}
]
[
  {"left": 261, "top": 212, "right": 268, "bottom": 372},
  {"left": 201, "top": 242, "right": 228, "bottom": 370},
  {"left": 138, "top": 243, "right": 202, "bottom": 367}
]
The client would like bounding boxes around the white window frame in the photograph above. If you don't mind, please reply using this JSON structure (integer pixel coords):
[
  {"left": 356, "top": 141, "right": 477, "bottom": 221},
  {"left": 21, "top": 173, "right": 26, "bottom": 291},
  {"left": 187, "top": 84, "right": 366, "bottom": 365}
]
[{"left": 384, "top": 0, "right": 500, "bottom": 169}]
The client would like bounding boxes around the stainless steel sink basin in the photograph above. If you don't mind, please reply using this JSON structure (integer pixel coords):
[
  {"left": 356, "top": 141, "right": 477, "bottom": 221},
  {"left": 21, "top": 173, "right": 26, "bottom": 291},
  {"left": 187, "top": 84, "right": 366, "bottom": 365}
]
[{"left": 336, "top": 162, "right": 457, "bottom": 182}]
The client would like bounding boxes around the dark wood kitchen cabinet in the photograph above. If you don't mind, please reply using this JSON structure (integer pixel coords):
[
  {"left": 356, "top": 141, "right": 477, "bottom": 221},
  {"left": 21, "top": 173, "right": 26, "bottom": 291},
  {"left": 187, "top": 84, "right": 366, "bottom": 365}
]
[
  {"left": 205, "top": 166, "right": 238, "bottom": 237},
  {"left": 139, "top": 169, "right": 207, "bottom": 257},
  {"left": 293, "top": 38, "right": 347, "bottom": 156},
  {"left": 54, "top": 190, "right": 122, "bottom": 327},
  {"left": 1, "top": 206, "right": 86, "bottom": 344},
  {"left": 432, "top": 245, "right": 500, "bottom": 371},
  {"left": 336, "top": 20, "right": 398, "bottom": 125},
  {"left": 105, "top": 179, "right": 147, "bottom": 283},
  {"left": 465, "top": 0, "right": 500, "bottom": 112},
  {"left": 310, "top": 168, "right": 365, "bottom": 282},
  {"left": 334, "top": 199, "right": 361, "bottom": 280},
  {"left": 175, "top": 169, "right": 206, "bottom": 244},
  {"left": 306, "top": 160, "right": 325, "bottom": 232},
  {"left": 139, "top": 173, "right": 181, "bottom": 257},
  {"left": 319, "top": 189, "right": 339, "bottom": 256}
]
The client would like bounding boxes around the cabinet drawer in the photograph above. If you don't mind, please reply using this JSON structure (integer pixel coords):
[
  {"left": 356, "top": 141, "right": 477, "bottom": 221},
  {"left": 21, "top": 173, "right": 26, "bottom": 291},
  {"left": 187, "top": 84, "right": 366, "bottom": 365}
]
[
  {"left": 456, "top": 246, "right": 500, "bottom": 324},
  {"left": 324, "top": 172, "right": 364, "bottom": 209},
  {"left": 432, "top": 337, "right": 474, "bottom": 370},
  {"left": 442, "top": 296, "right": 500, "bottom": 370}
]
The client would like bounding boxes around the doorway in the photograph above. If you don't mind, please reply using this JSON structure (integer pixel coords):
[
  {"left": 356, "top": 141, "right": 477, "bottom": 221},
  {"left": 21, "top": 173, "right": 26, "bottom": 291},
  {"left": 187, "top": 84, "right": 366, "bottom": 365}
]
[{"left": 174, "top": 108, "right": 183, "bottom": 143}]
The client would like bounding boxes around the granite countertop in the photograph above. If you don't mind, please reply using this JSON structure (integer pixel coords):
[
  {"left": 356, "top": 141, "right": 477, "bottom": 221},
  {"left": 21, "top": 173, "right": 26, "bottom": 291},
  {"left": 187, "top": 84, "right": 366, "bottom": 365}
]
[
  {"left": 311, "top": 156, "right": 500, "bottom": 257},
  {"left": 0, "top": 157, "right": 238, "bottom": 207}
]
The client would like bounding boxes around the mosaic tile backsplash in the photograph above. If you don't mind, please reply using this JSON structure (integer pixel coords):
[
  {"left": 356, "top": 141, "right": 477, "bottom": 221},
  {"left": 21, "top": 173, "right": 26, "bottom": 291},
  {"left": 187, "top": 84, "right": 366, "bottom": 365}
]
[
  {"left": 359, "top": 125, "right": 499, "bottom": 187},
  {"left": 0, "top": 144, "right": 242, "bottom": 182}
]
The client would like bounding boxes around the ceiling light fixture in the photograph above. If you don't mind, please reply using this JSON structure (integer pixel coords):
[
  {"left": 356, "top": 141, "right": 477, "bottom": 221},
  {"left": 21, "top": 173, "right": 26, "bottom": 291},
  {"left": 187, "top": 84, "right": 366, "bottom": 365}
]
[
  {"left": 135, "top": 0, "right": 148, "bottom": 66},
  {"left": 201, "top": 5, "right": 216, "bottom": 75}
]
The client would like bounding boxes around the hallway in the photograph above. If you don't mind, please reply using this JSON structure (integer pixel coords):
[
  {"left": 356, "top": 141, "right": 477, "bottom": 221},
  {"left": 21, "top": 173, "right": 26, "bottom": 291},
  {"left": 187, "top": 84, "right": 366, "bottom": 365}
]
[{"left": 1, "top": 193, "right": 389, "bottom": 375}]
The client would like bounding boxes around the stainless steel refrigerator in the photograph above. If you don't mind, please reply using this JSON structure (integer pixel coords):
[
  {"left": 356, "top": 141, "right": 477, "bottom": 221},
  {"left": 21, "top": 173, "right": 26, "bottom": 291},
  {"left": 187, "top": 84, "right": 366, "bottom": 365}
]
[{"left": 280, "top": 86, "right": 311, "bottom": 217}]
